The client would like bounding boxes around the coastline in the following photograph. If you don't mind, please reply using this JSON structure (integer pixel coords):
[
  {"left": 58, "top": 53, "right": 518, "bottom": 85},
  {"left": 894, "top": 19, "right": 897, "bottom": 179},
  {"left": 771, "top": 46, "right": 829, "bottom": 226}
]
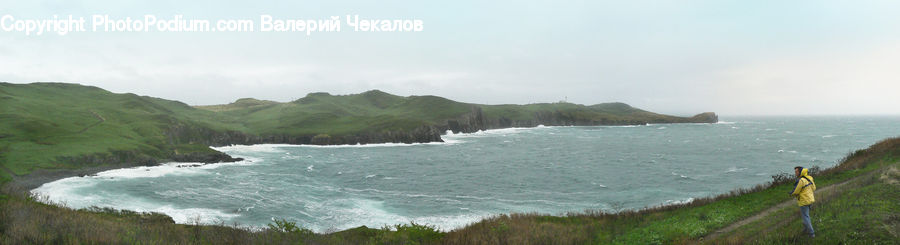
[
  {"left": 14, "top": 123, "right": 679, "bottom": 191},
  {"left": 10, "top": 122, "right": 725, "bottom": 229},
  {"left": 4, "top": 132, "right": 897, "bottom": 243},
  {"left": 8, "top": 162, "right": 154, "bottom": 194}
]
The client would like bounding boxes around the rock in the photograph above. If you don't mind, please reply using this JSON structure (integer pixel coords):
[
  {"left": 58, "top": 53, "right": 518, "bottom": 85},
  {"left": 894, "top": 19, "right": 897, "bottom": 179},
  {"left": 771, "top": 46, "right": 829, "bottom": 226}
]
[{"left": 689, "top": 112, "right": 719, "bottom": 123}]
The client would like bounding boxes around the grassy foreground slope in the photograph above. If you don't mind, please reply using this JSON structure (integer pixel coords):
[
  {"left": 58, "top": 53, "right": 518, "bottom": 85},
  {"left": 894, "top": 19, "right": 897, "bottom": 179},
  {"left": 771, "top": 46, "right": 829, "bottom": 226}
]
[{"left": 0, "top": 82, "right": 715, "bottom": 184}]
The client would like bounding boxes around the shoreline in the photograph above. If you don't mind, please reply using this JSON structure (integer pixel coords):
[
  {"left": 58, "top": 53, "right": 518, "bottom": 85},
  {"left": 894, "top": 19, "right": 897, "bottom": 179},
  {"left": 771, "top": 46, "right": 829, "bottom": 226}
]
[
  {"left": 8, "top": 133, "right": 898, "bottom": 243},
  {"left": 9, "top": 122, "right": 724, "bottom": 228},
  {"left": 8, "top": 162, "right": 156, "bottom": 194}
]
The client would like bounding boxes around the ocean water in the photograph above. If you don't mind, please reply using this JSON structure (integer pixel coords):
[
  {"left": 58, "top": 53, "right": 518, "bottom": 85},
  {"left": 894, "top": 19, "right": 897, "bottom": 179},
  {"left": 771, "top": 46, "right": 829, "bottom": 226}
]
[{"left": 33, "top": 116, "right": 900, "bottom": 232}]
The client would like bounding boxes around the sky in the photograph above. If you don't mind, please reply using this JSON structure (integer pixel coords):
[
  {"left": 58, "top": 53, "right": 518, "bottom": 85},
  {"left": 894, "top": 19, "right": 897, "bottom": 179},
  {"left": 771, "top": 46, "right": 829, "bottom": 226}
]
[{"left": 1, "top": 0, "right": 900, "bottom": 116}]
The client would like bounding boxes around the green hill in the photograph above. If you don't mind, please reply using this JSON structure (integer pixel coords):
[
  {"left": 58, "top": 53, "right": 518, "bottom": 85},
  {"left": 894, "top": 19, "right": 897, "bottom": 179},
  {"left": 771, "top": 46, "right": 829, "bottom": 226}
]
[{"left": 0, "top": 83, "right": 238, "bottom": 182}]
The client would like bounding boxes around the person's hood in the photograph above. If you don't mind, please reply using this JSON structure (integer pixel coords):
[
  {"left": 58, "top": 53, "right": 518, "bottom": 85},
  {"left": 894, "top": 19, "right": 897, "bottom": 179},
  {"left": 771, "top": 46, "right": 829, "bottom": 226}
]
[{"left": 800, "top": 168, "right": 814, "bottom": 183}]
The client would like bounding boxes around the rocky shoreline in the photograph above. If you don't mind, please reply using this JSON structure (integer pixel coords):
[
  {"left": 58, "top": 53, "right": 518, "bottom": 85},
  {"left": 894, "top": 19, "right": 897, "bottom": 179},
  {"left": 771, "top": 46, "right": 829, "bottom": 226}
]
[
  {"left": 166, "top": 109, "right": 718, "bottom": 147},
  {"left": 8, "top": 150, "right": 242, "bottom": 194}
]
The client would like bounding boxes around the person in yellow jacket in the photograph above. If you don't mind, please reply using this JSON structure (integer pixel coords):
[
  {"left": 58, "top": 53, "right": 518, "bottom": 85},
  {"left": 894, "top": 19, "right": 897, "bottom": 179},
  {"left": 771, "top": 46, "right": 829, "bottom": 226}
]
[{"left": 790, "top": 166, "right": 816, "bottom": 237}]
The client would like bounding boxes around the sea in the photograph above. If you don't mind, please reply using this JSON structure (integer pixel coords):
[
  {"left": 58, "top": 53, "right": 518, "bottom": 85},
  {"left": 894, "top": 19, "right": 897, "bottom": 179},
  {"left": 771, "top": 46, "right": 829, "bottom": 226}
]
[{"left": 32, "top": 116, "right": 900, "bottom": 232}]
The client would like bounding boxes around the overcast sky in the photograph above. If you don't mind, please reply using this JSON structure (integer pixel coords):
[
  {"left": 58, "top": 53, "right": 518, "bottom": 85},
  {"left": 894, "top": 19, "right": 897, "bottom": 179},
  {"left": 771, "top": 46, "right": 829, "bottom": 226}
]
[{"left": 2, "top": 0, "right": 899, "bottom": 116}]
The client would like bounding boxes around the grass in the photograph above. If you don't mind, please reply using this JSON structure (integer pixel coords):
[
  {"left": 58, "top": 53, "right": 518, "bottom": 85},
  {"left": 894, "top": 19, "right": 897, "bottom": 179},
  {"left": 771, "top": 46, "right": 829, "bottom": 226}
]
[
  {"left": 0, "top": 83, "right": 233, "bottom": 182},
  {"left": 705, "top": 153, "right": 900, "bottom": 244},
  {"left": 712, "top": 168, "right": 900, "bottom": 244},
  {"left": 0, "top": 192, "right": 442, "bottom": 244}
]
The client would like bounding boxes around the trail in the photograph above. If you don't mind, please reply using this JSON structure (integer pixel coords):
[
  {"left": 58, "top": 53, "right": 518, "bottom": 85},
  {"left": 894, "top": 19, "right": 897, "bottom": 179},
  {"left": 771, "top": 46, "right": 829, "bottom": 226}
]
[
  {"left": 699, "top": 171, "right": 869, "bottom": 242},
  {"left": 76, "top": 110, "right": 106, "bottom": 134}
]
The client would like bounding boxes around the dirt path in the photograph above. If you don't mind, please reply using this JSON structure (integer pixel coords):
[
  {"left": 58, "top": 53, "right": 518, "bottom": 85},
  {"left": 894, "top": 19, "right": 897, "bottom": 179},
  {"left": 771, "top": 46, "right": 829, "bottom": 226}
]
[
  {"left": 75, "top": 110, "right": 106, "bottom": 134},
  {"left": 699, "top": 173, "right": 863, "bottom": 242}
]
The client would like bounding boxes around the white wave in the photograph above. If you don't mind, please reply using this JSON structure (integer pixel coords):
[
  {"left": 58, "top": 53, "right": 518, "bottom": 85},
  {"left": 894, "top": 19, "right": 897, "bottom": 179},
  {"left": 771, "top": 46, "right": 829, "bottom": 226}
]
[
  {"left": 68, "top": 157, "right": 262, "bottom": 181},
  {"left": 600, "top": 125, "right": 640, "bottom": 128},
  {"left": 311, "top": 198, "right": 489, "bottom": 232},
  {"left": 409, "top": 213, "right": 490, "bottom": 232},
  {"left": 665, "top": 197, "right": 695, "bottom": 205},
  {"left": 213, "top": 144, "right": 285, "bottom": 153},
  {"left": 822, "top": 135, "right": 837, "bottom": 138},
  {"left": 725, "top": 166, "right": 749, "bottom": 173},
  {"left": 716, "top": 121, "right": 736, "bottom": 124},
  {"left": 671, "top": 172, "right": 690, "bottom": 179},
  {"left": 31, "top": 177, "right": 100, "bottom": 204},
  {"left": 217, "top": 141, "right": 461, "bottom": 151},
  {"left": 155, "top": 205, "right": 240, "bottom": 224},
  {"left": 765, "top": 128, "right": 777, "bottom": 131},
  {"left": 92, "top": 163, "right": 203, "bottom": 179},
  {"left": 32, "top": 178, "right": 238, "bottom": 225},
  {"left": 657, "top": 126, "right": 667, "bottom": 130},
  {"left": 443, "top": 127, "right": 529, "bottom": 138},
  {"left": 441, "top": 138, "right": 465, "bottom": 144}
]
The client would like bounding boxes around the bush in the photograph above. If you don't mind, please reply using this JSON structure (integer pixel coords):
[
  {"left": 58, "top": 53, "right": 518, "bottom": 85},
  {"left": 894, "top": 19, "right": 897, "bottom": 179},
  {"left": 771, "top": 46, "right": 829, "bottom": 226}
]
[
  {"left": 373, "top": 222, "right": 444, "bottom": 244},
  {"left": 267, "top": 218, "right": 312, "bottom": 235}
]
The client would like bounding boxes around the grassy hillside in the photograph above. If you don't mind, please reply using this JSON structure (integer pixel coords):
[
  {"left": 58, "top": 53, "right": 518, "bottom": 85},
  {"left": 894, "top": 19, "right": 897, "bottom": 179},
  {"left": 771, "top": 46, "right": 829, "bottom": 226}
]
[
  {"left": 199, "top": 90, "right": 475, "bottom": 135},
  {"left": 0, "top": 83, "right": 234, "bottom": 183}
]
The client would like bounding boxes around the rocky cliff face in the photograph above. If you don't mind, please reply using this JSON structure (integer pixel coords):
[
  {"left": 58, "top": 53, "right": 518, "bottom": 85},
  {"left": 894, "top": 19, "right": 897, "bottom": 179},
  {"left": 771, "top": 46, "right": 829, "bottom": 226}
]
[
  {"left": 56, "top": 148, "right": 242, "bottom": 168},
  {"left": 442, "top": 107, "right": 718, "bottom": 134},
  {"left": 164, "top": 123, "right": 444, "bottom": 147},
  {"left": 688, "top": 112, "right": 718, "bottom": 123},
  {"left": 165, "top": 107, "right": 717, "bottom": 147}
]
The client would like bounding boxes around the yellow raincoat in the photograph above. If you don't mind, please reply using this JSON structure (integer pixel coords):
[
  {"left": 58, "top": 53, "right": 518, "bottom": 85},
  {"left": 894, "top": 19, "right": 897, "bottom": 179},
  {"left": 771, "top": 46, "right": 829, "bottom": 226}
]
[{"left": 790, "top": 168, "right": 816, "bottom": 206}]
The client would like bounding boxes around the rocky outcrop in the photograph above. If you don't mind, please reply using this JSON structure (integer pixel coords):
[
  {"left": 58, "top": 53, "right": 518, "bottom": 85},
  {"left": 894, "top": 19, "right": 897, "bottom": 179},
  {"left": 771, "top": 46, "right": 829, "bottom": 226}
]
[
  {"left": 169, "top": 151, "right": 243, "bottom": 163},
  {"left": 56, "top": 148, "right": 242, "bottom": 168},
  {"left": 688, "top": 112, "right": 718, "bottom": 123},
  {"left": 441, "top": 107, "right": 718, "bottom": 134},
  {"left": 163, "top": 107, "right": 717, "bottom": 147}
]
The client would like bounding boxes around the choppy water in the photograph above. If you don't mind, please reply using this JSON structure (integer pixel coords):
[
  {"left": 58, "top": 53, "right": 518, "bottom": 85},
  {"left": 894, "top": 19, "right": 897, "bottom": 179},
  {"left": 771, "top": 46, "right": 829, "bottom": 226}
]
[{"left": 33, "top": 116, "right": 900, "bottom": 232}]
